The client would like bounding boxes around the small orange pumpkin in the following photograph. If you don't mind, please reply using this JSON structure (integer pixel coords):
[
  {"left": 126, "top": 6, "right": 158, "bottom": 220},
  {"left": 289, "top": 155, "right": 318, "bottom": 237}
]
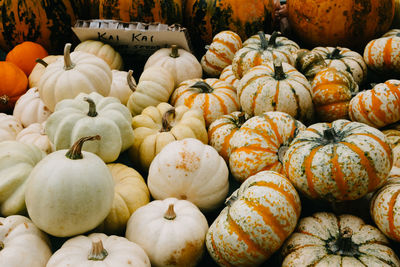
[
  {"left": 6, "top": 41, "right": 48, "bottom": 76},
  {"left": 0, "top": 62, "right": 28, "bottom": 113}
]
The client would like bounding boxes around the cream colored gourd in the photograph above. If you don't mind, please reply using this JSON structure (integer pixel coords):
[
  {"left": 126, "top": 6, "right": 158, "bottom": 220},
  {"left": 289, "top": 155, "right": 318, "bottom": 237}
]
[
  {"left": 38, "top": 43, "right": 112, "bottom": 112},
  {"left": 12, "top": 87, "right": 51, "bottom": 127},
  {"left": 96, "top": 163, "right": 150, "bottom": 235},
  {"left": 45, "top": 92, "right": 134, "bottom": 163},
  {"left": 148, "top": 138, "right": 229, "bottom": 212},
  {"left": 16, "top": 122, "right": 53, "bottom": 154},
  {"left": 47, "top": 233, "right": 150, "bottom": 267},
  {"left": 127, "top": 66, "right": 175, "bottom": 116},
  {"left": 144, "top": 45, "right": 202, "bottom": 86},
  {"left": 28, "top": 56, "right": 61, "bottom": 88},
  {"left": 126, "top": 198, "right": 208, "bottom": 267},
  {"left": 74, "top": 40, "right": 124, "bottom": 70},
  {"left": 0, "top": 215, "right": 52, "bottom": 267},
  {"left": 0, "top": 141, "right": 45, "bottom": 216},
  {"left": 129, "top": 102, "right": 208, "bottom": 171},
  {"left": 108, "top": 70, "right": 136, "bottom": 105},
  {"left": 25, "top": 136, "right": 114, "bottom": 237},
  {"left": 0, "top": 113, "right": 22, "bottom": 142}
]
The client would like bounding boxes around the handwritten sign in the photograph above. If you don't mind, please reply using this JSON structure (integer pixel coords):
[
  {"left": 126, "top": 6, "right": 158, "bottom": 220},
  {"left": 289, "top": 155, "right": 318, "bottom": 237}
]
[{"left": 72, "top": 20, "right": 193, "bottom": 57}]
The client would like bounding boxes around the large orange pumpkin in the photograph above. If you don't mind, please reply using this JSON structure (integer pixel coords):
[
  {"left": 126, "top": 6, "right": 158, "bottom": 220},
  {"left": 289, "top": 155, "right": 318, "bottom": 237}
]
[{"left": 286, "top": 0, "right": 395, "bottom": 49}]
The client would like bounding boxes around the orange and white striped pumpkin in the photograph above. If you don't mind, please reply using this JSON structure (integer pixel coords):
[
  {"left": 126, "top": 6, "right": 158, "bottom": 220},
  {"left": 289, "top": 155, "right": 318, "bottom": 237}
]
[
  {"left": 311, "top": 67, "right": 359, "bottom": 122},
  {"left": 206, "top": 171, "right": 301, "bottom": 267},
  {"left": 370, "top": 166, "right": 400, "bottom": 242},
  {"left": 284, "top": 119, "right": 393, "bottom": 202},
  {"left": 229, "top": 111, "right": 306, "bottom": 183},
  {"left": 281, "top": 212, "right": 400, "bottom": 266},
  {"left": 201, "top": 31, "right": 242, "bottom": 77},
  {"left": 170, "top": 78, "right": 240, "bottom": 127},
  {"left": 312, "top": 46, "right": 367, "bottom": 85},
  {"left": 383, "top": 129, "right": 400, "bottom": 168},
  {"left": 232, "top": 31, "right": 300, "bottom": 79},
  {"left": 364, "top": 35, "right": 400, "bottom": 75},
  {"left": 238, "top": 61, "right": 314, "bottom": 123},
  {"left": 383, "top": 29, "right": 400, "bottom": 38},
  {"left": 208, "top": 111, "right": 249, "bottom": 162},
  {"left": 349, "top": 80, "right": 400, "bottom": 128},
  {"left": 219, "top": 65, "right": 239, "bottom": 91}
]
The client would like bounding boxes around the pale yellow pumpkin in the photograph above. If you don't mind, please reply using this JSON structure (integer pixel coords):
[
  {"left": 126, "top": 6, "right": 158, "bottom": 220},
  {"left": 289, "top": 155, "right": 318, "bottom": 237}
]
[
  {"left": 0, "top": 113, "right": 22, "bottom": 142},
  {"left": 108, "top": 70, "right": 136, "bottom": 106},
  {"left": 28, "top": 55, "right": 61, "bottom": 88}
]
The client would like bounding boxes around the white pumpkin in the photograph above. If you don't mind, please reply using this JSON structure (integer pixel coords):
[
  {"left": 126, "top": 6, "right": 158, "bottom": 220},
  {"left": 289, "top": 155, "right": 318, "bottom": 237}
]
[
  {"left": 47, "top": 233, "right": 150, "bottom": 267},
  {"left": 125, "top": 198, "right": 208, "bottom": 267},
  {"left": 28, "top": 56, "right": 62, "bottom": 88},
  {"left": 0, "top": 215, "right": 52, "bottom": 267},
  {"left": 25, "top": 136, "right": 114, "bottom": 237},
  {"left": 38, "top": 43, "right": 112, "bottom": 112},
  {"left": 16, "top": 122, "right": 53, "bottom": 154},
  {"left": 12, "top": 87, "right": 51, "bottom": 127},
  {"left": 147, "top": 138, "right": 229, "bottom": 212},
  {"left": 108, "top": 70, "right": 136, "bottom": 106},
  {"left": 0, "top": 113, "right": 22, "bottom": 142}
]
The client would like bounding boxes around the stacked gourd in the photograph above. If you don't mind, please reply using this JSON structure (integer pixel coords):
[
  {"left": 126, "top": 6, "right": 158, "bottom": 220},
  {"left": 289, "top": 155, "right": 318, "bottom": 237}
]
[{"left": 1, "top": 24, "right": 400, "bottom": 267}]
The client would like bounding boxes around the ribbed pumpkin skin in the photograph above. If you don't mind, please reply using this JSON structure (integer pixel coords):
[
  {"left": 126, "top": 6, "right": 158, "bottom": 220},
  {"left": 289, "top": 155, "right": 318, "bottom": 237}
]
[
  {"left": 382, "top": 29, "right": 400, "bottom": 38},
  {"left": 184, "top": 0, "right": 276, "bottom": 55},
  {"left": 208, "top": 111, "right": 249, "bottom": 162},
  {"left": 349, "top": 80, "right": 400, "bottom": 129},
  {"left": 281, "top": 212, "right": 400, "bottom": 267},
  {"left": 219, "top": 65, "right": 239, "bottom": 90},
  {"left": 363, "top": 36, "right": 400, "bottom": 75},
  {"left": 284, "top": 120, "right": 393, "bottom": 202},
  {"left": 371, "top": 167, "right": 400, "bottom": 242},
  {"left": 287, "top": 0, "right": 395, "bottom": 49},
  {"left": 206, "top": 171, "right": 301, "bottom": 267},
  {"left": 238, "top": 62, "right": 313, "bottom": 123},
  {"left": 311, "top": 68, "right": 359, "bottom": 122},
  {"left": 311, "top": 47, "right": 368, "bottom": 85},
  {"left": 0, "top": 0, "right": 77, "bottom": 53},
  {"left": 201, "top": 31, "right": 242, "bottom": 77},
  {"left": 229, "top": 111, "right": 306, "bottom": 183},
  {"left": 170, "top": 78, "right": 240, "bottom": 127},
  {"left": 0, "top": 113, "right": 23, "bottom": 142}
]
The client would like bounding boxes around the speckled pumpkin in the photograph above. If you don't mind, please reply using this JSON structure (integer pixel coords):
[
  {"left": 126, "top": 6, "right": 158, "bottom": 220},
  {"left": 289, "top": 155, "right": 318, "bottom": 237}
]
[
  {"left": 232, "top": 31, "right": 300, "bottom": 79},
  {"left": 170, "top": 78, "right": 240, "bottom": 127},
  {"left": 383, "top": 29, "right": 400, "bottom": 38},
  {"left": 281, "top": 212, "right": 400, "bottom": 266},
  {"left": 219, "top": 64, "right": 239, "bottom": 91},
  {"left": 0, "top": 113, "right": 23, "bottom": 142},
  {"left": 238, "top": 61, "right": 314, "bottom": 123},
  {"left": 229, "top": 111, "right": 306, "bottom": 183},
  {"left": 201, "top": 30, "right": 242, "bottom": 77},
  {"left": 311, "top": 67, "right": 359, "bottom": 122},
  {"left": 364, "top": 35, "right": 400, "bottom": 75},
  {"left": 349, "top": 80, "right": 400, "bottom": 129},
  {"left": 206, "top": 171, "right": 301, "bottom": 267},
  {"left": 383, "top": 129, "right": 400, "bottom": 168},
  {"left": 294, "top": 48, "right": 327, "bottom": 82},
  {"left": 284, "top": 119, "right": 393, "bottom": 202}
]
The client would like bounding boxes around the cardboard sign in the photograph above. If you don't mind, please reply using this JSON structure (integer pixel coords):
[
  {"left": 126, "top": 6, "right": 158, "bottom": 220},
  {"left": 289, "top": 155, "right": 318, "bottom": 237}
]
[{"left": 72, "top": 19, "right": 193, "bottom": 57}]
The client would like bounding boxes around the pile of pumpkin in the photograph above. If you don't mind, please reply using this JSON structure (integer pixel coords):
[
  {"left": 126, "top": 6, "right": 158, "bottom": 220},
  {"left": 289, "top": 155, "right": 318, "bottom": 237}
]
[{"left": 1, "top": 24, "right": 400, "bottom": 266}]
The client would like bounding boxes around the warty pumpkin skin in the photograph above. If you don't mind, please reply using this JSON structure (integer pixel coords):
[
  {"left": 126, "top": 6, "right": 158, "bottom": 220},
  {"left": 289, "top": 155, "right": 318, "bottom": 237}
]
[
  {"left": 364, "top": 35, "right": 400, "bottom": 75},
  {"left": 229, "top": 111, "right": 306, "bottom": 183},
  {"left": 206, "top": 171, "right": 301, "bottom": 267},
  {"left": 283, "top": 119, "right": 393, "bottom": 202},
  {"left": 287, "top": 0, "right": 395, "bottom": 49},
  {"left": 0, "top": 113, "right": 23, "bottom": 142},
  {"left": 349, "top": 80, "right": 400, "bottom": 129},
  {"left": 281, "top": 212, "right": 400, "bottom": 267}
]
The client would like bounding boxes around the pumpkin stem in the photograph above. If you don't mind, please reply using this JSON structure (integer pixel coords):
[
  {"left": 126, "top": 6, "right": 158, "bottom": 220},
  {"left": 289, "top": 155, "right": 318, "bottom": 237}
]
[
  {"left": 170, "top": 45, "right": 180, "bottom": 58},
  {"left": 160, "top": 108, "right": 176, "bottom": 132},
  {"left": 84, "top": 97, "right": 98, "bottom": 117},
  {"left": 267, "top": 31, "right": 279, "bottom": 47},
  {"left": 164, "top": 204, "right": 176, "bottom": 220},
  {"left": 323, "top": 128, "right": 340, "bottom": 143},
  {"left": 204, "top": 45, "right": 210, "bottom": 50},
  {"left": 88, "top": 238, "right": 108, "bottom": 261},
  {"left": 65, "top": 135, "right": 101, "bottom": 160},
  {"left": 258, "top": 31, "right": 268, "bottom": 50},
  {"left": 35, "top": 58, "right": 48, "bottom": 67},
  {"left": 0, "top": 241, "right": 3, "bottom": 251},
  {"left": 127, "top": 70, "right": 136, "bottom": 92},
  {"left": 190, "top": 81, "right": 214, "bottom": 93},
  {"left": 328, "top": 47, "right": 342, "bottom": 59},
  {"left": 225, "top": 193, "right": 238, "bottom": 207},
  {"left": 273, "top": 59, "right": 286, "bottom": 80},
  {"left": 0, "top": 95, "right": 9, "bottom": 105},
  {"left": 237, "top": 112, "right": 247, "bottom": 127},
  {"left": 327, "top": 227, "right": 359, "bottom": 257},
  {"left": 63, "top": 43, "right": 75, "bottom": 70}
]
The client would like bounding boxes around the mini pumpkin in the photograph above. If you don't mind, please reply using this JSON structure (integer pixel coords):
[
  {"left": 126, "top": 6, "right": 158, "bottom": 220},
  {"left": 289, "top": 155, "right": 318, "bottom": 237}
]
[
  {"left": 364, "top": 35, "right": 400, "bottom": 75},
  {"left": 147, "top": 138, "right": 229, "bottom": 212},
  {"left": 108, "top": 70, "right": 136, "bottom": 106},
  {"left": 383, "top": 29, "right": 400, "bottom": 38},
  {"left": 129, "top": 102, "right": 208, "bottom": 171},
  {"left": 284, "top": 119, "right": 393, "bottom": 202},
  {"left": 281, "top": 212, "right": 400, "bottom": 266},
  {"left": 0, "top": 113, "right": 23, "bottom": 142},
  {"left": 219, "top": 65, "right": 239, "bottom": 90},
  {"left": 201, "top": 30, "right": 242, "bottom": 77},
  {"left": 16, "top": 123, "right": 53, "bottom": 154},
  {"left": 0, "top": 62, "right": 28, "bottom": 113},
  {"left": 170, "top": 78, "right": 240, "bottom": 127},
  {"left": 126, "top": 198, "right": 208, "bottom": 267},
  {"left": 206, "top": 171, "right": 301, "bottom": 267},
  {"left": 294, "top": 48, "right": 327, "bottom": 81},
  {"left": 38, "top": 43, "right": 112, "bottom": 112},
  {"left": 383, "top": 129, "right": 400, "bottom": 168},
  {"left": 28, "top": 56, "right": 61, "bottom": 88}
]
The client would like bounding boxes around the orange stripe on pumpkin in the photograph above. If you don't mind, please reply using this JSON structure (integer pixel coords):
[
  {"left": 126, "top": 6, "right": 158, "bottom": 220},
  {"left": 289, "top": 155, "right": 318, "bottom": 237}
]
[
  {"left": 351, "top": 133, "right": 392, "bottom": 164},
  {"left": 367, "top": 40, "right": 376, "bottom": 65},
  {"left": 240, "top": 126, "right": 279, "bottom": 148},
  {"left": 383, "top": 38, "right": 393, "bottom": 68},
  {"left": 220, "top": 129, "right": 237, "bottom": 161},
  {"left": 208, "top": 231, "right": 234, "bottom": 267},
  {"left": 273, "top": 81, "right": 280, "bottom": 111},
  {"left": 388, "top": 190, "right": 400, "bottom": 240},
  {"left": 370, "top": 90, "right": 390, "bottom": 125},
  {"left": 232, "top": 144, "right": 276, "bottom": 155},
  {"left": 208, "top": 121, "right": 230, "bottom": 140},
  {"left": 211, "top": 93, "right": 228, "bottom": 115},
  {"left": 304, "top": 146, "right": 322, "bottom": 198},
  {"left": 331, "top": 146, "right": 349, "bottom": 199}
]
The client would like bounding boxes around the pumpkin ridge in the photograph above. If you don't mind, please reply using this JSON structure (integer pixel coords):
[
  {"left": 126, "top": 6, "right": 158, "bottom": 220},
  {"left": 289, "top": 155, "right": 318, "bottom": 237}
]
[
  {"left": 367, "top": 40, "right": 377, "bottom": 67},
  {"left": 213, "top": 38, "right": 238, "bottom": 57},
  {"left": 388, "top": 190, "right": 400, "bottom": 240},
  {"left": 304, "top": 145, "right": 323, "bottom": 198},
  {"left": 262, "top": 114, "right": 283, "bottom": 145},
  {"left": 383, "top": 38, "right": 394, "bottom": 68},
  {"left": 370, "top": 90, "right": 391, "bottom": 125},
  {"left": 351, "top": 94, "right": 376, "bottom": 126},
  {"left": 238, "top": 72, "right": 269, "bottom": 99},
  {"left": 350, "top": 133, "right": 392, "bottom": 161},
  {"left": 208, "top": 231, "right": 234, "bottom": 267},
  {"left": 386, "top": 82, "right": 400, "bottom": 103},
  {"left": 331, "top": 146, "right": 349, "bottom": 199},
  {"left": 220, "top": 130, "right": 237, "bottom": 161},
  {"left": 203, "top": 94, "right": 211, "bottom": 124},
  {"left": 273, "top": 81, "right": 280, "bottom": 112},
  {"left": 240, "top": 126, "right": 279, "bottom": 148},
  {"left": 218, "top": 90, "right": 239, "bottom": 110},
  {"left": 288, "top": 83, "right": 301, "bottom": 120},
  {"left": 232, "top": 144, "right": 276, "bottom": 155},
  {"left": 202, "top": 56, "right": 225, "bottom": 73}
]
